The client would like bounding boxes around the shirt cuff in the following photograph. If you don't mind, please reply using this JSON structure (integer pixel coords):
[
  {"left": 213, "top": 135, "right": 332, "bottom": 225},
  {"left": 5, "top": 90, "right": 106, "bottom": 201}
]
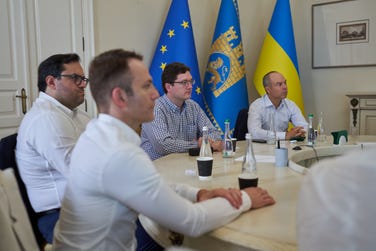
[
  {"left": 277, "top": 131, "right": 286, "bottom": 140},
  {"left": 240, "top": 190, "right": 252, "bottom": 211}
]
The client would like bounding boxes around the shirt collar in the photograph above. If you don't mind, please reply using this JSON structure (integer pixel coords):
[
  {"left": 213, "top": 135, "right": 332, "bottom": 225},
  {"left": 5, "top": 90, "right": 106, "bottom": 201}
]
[
  {"left": 263, "top": 94, "right": 286, "bottom": 109},
  {"left": 39, "top": 91, "right": 78, "bottom": 117},
  {"left": 161, "top": 94, "right": 186, "bottom": 113},
  {"left": 97, "top": 113, "right": 141, "bottom": 146}
]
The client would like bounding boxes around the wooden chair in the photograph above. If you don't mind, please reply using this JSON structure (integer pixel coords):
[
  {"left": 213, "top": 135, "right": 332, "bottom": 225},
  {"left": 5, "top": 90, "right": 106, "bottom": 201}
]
[{"left": 0, "top": 133, "right": 47, "bottom": 249}]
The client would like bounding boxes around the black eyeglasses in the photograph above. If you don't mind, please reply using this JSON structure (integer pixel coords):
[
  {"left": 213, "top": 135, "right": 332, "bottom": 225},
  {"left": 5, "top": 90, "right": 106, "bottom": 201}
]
[
  {"left": 58, "top": 74, "right": 89, "bottom": 86},
  {"left": 171, "top": 79, "right": 195, "bottom": 87}
]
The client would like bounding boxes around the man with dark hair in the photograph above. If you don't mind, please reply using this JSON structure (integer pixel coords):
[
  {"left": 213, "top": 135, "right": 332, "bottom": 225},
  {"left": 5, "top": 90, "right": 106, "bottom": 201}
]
[
  {"left": 141, "top": 62, "right": 222, "bottom": 160},
  {"left": 53, "top": 49, "right": 275, "bottom": 250},
  {"left": 16, "top": 53, "right": 90, "bottom": 243},
  {"left": 248, "top": 71, "right": 307, "bottom": 141}
]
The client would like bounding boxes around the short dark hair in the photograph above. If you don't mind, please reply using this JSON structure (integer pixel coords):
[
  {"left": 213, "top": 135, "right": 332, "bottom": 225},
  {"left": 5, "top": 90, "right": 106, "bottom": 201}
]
[
  {"left": 89, "top": 49, "right": 143, "bottom": 112},
  {"left": 38, "top": 53, "right": 80, "bottom": 92},
  {"left": 161, "top": 62, "right": 190, "bottom": 93},
  {"left": 262, "top": 71, "right": 279, "bottom": 88}
]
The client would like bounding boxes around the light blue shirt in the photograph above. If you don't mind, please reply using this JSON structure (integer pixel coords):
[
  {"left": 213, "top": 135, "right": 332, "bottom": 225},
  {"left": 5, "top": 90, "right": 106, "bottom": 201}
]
[{"left": 248, "top": 94, "right": 308, "bottom": 140}]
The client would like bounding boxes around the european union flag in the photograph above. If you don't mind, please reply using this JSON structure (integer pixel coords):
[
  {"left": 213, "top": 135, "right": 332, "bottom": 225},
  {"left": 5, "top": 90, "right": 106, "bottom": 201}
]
[
  {"left": 202, "top": 0, "right": 249, "bottom": 134},
  {"left": 253, "top": 0, "right": 305, "bottom": 113},
  {"left": 149, "top": 0, "right": 205, "bottom": 109}
]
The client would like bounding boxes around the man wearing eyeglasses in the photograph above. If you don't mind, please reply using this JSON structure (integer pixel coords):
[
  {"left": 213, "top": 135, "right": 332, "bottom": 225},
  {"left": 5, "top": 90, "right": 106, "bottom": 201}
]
[
  {"left": 52, "top": 49, "right": 275, "bottom": 251},
  {"left": 16, "top": 53, "right": 90, "bottom": 244},
  {"left": 141, "top": 62, "right": 222, "bottom": 161}
]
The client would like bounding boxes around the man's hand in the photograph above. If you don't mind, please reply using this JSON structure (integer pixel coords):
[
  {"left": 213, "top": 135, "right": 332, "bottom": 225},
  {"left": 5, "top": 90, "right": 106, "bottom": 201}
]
[
  {"left": 197, "top": 188, "right": 243, "bottom": 209},
  {"left": 197, "top": 137, "right": 203, "bottom": 147},
  {"left": 242, "top": 187, "right": 275, "bottom": 209},
  {"left": 210, "top": 140, "right": 223, "bottom": 152},
  {"left": 286, "top": 126, "right": 306, "bottom": 140}
]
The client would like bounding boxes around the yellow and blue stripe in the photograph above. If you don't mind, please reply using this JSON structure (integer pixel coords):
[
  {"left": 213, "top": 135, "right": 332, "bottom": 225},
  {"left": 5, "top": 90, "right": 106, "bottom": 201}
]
[{"left": 253, "top": 0, "right": 304, "bottom": 113}]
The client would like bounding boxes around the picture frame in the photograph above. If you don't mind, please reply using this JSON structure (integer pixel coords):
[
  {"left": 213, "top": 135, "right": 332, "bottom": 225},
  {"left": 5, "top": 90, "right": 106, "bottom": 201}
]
[
  {"left": 312, "top": 0, "right": 376, "bottom": 68},
  {"left": 336, "top": 19, "right": 369, "bottom": 45}
]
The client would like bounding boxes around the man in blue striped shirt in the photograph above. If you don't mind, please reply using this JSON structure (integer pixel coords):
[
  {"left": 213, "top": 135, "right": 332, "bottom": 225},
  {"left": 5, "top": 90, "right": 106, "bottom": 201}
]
[{"left": 141, "top": 62, "right": 222, "bottom": 160}]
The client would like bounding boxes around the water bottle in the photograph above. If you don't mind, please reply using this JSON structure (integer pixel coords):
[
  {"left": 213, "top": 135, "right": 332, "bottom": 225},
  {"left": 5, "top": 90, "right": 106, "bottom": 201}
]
[
  {"left": 316, "top": 112, "right": 326, "bottom": 142},
  {"left": 307, "top": 114, "right": 315, "bottom": 145},
  {"left": 242, "top": 133, "right": 257, "bottom": 173},
  {"left": 239, "top": 133, "right": 258, "bottom": 188},
  {"left": 222, "top": 119, "right": 233, "bottom": 158},
  {"left": 266, "top": 112, "right": 276, "bottom": 145},
  {"left": 199, "top": 126, "right": 212, "bottom": 157}
]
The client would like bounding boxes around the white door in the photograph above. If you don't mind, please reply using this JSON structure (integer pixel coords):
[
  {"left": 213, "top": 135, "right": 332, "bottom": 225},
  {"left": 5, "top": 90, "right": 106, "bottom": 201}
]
[
  {"left": 0, "top": 0, "right": 94, "bottom": 139},
  {"left": 0, "top": 0, "right": 31, "bottom": 138}
]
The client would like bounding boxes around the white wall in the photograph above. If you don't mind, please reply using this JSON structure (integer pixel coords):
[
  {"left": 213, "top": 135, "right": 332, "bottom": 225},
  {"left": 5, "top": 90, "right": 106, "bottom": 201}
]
[{"left": 93, "top": 0, "right": 376, "bottom": 134}]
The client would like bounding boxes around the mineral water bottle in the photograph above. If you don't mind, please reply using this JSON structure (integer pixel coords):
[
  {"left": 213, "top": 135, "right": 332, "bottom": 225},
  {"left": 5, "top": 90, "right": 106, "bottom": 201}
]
[
  {"left": 316, "top": 112, "right": 326, "bottom": 142},
  {"left": 199, "top": 126, "right": 212, "bottom": 157},
  {"left": 307, "top": 114, "right": 315, "bottom": 145},
  {"left": 266, "top": 112, "right": 276, "bottom": 145},
  {"left": 239, "top": 133, "right": 258, "bottom": 188},
  {"left": 222, "top": 119, "right": 233, "bottom": 158},
  {"left": 242, "top": 133, "right": 257, "bottom": 173}
]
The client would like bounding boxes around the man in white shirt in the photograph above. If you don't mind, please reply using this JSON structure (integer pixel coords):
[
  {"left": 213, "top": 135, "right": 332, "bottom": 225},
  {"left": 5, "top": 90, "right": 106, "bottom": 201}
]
[
  {"left": 16, "top": 53, "right": 90, "bottom": 243},
  {"left": 297, "top": 148, "right": 376, "bottom": 251},
  {"left": 53, "top": 49, "right": 275, "bottom": 251},
  {"left": 248, "top": 71, "right": 307, "bottom": 140}
]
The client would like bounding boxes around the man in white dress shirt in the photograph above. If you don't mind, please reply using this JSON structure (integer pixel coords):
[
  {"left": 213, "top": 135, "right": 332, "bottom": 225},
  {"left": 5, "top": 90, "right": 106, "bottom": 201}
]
[
  {"left": 53, "top": 49, "right": 275, "bottom": 251},
  {"left": 248, "top": 71, "right": 307, "bottom": 140},
  {"left": 298, "top": 148, "right": 376, "bottom": 251},
  {"left": 16, "top": 53, "right": 90, "bottom": 243}
]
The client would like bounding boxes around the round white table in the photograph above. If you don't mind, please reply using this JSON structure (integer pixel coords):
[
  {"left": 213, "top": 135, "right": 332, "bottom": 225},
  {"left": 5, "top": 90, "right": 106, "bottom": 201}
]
[
  {"left": 154, "top": 141, "right": 302, "bottom": 251},
  {"left": 152, "top": 135, "right": 376, "bottom": 251}
]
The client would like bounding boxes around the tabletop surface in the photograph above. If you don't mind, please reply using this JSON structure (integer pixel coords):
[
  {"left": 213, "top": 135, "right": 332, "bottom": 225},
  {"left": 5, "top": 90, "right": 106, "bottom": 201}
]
[
  {"left": 152, "top": 135, "right": 376, "bottom": 250},
  {"left": 153, "top": 141, "right": 303, "bottom": 251}
]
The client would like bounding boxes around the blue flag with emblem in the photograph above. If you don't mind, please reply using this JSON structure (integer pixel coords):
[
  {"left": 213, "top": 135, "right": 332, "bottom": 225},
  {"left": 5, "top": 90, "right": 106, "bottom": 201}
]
[
  {"left": 202, "top": 0, "right": 249, "bottom": 134},
  {"left": 149, "top": 0, "right": 205, "bottom": 109}
]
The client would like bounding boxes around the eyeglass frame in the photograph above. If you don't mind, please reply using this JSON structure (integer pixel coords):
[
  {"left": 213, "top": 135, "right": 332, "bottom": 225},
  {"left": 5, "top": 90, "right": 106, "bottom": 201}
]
[
  {"left": 170, "top": 79, "right": 195, "bottom": 87},
  {"left": 57, "top": 74, "right": 89, "bottom": 86}
]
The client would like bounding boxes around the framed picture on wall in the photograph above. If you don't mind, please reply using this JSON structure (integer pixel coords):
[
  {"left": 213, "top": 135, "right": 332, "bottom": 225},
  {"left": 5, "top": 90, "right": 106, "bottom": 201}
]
[
  {"left": 312, "top": 0, "right": 376, "bottom": 68},
  {"left": 336, "top": 19, "right": 369, "bottom": 45}
]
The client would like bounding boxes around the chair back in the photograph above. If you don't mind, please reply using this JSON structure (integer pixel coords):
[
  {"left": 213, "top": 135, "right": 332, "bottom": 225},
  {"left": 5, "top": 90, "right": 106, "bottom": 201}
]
[
  {"left": 0, "top": 168, "right": 40, "bottom": 251},
  {"left": 0, "top": 133, "right": 17, "bottom": 170},
  {"left": 233, "top": 108, "right": 249, "bottom": 141},
  {"left": 0, "top": 133, "right": 46, "bottom": 248}
]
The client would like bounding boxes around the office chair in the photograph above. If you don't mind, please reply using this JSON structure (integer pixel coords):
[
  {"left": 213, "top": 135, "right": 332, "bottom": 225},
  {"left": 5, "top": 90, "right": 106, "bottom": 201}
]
[
  {"left": 0, "top": 133, "right": 47, "bottom": 249},
  {"left": 233, "top": 108, "right": 249, "bottom": 141}
]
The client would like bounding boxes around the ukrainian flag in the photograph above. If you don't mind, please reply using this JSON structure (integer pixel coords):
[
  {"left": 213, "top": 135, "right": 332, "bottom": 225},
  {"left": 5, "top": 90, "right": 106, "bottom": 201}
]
[
  {"left": 149, "top": 0, "right": 205, "bottom": 109},
  {"left": 202, "top": 0, "right": 249, "bottom": 134},
  {"left": 253, "top": 0, "right": 305, "bottom": 113}
]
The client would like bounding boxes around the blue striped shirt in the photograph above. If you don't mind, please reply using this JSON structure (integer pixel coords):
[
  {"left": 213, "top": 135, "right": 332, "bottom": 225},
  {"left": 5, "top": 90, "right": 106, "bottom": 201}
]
[{"left": 141, "top": 95, "right": 221, "bottom": 160}]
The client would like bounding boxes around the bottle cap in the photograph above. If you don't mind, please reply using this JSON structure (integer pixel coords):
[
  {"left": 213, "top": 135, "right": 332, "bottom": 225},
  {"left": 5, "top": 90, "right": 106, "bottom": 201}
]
[
  {"left": 308, "top": 113, "right": 314, "bottom": 117},
  {"left": 203, "top": 126, "right": 208, "bottom": 131},
  {"left": 225, "top": 119, "right": 230, "bottom": 123}
]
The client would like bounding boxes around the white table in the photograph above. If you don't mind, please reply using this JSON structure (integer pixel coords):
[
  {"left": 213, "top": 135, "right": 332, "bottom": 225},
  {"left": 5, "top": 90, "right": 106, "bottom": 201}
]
[
  {"left": 153, "top": 141, "right": 302, "bottom": 251},
  {"left": 152, "top": 136, "right": 376, "bottom": 250}
]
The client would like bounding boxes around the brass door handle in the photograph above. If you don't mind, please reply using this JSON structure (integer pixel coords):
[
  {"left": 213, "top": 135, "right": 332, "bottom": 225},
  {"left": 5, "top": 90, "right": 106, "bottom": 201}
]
[{"left": 15, "top": 88, "right": 28, "bottom": 114}]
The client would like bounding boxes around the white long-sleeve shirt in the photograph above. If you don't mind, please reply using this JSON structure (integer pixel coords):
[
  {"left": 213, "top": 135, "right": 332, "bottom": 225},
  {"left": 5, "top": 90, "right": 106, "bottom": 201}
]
[
  {"left": 53, "top": 114, "right": 251, "bottom": 251},
  {"left": 298, "top": 148, "right": 376, "bottom": 250},
  {"left": 15, "top": 92, "right": 90, "bottom": 212},
  {"left": 248, "top": 95, "right": 308, "bottom": 140}
]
